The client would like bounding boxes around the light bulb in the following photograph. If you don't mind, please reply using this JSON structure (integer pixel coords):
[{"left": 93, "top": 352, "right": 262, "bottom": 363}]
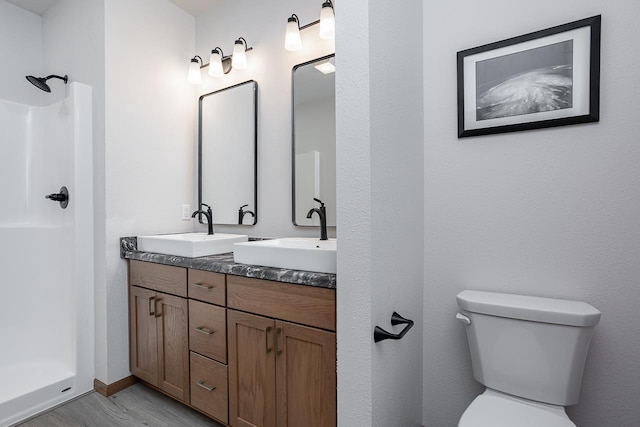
[
  {"left": 319, "top": 1, "right": 335, "bottom": 40},
  {"left": 187, "top": 58, "right": 202, "bottom": 84},
  {"left": 232, "top": 39, "right": 247, "bottom": 70},
  {"left": 209, "top": 49, "right": 224, "bottom": 77},
  {"left": 285, "top": 16, "right": 302, "bottom": 51}
]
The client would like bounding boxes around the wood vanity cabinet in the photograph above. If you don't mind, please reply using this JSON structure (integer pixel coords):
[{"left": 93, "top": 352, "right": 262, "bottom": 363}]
[
  {"left": 128, "top": 260, "right": 336, "bottom": 427},
  {"left": 129, "top": 261, "right": 190, "bottom": 402},
  {"left": 227, "top": 276, "right": 336, "bottom": 427}
]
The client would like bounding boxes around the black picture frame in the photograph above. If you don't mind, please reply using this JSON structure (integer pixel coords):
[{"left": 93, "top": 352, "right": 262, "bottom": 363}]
[{"left": 457, "top": 15, "right": 601, "bottom": 138}]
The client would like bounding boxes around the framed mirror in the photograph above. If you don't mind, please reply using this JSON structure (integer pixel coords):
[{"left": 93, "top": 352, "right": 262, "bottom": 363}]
[
  {"left": 292, "top": 55, "right": 336, "bottom": 227},
  {"left": 199, "top": 80, "right": 257, "bottom": 225}
]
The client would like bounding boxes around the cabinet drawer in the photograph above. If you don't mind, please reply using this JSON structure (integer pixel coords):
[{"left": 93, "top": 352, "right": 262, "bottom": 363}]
[
  {"left": 190, "top": 352, "right": 228, "bottom": 425},
  {"left": 188, "top": 269, "right": 225, "bottom": 306},
  {"left": 189, "top": 300, "right": 227, "bottom": 363},
  {"left": 227, "top": 275, "right": 336, "bottom": 331},
  {"left": 129, "top": 260, "right": 187, "bottom": 297}
]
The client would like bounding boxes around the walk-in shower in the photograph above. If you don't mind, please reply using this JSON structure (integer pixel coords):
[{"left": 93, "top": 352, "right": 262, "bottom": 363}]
[{"left": 0, "top": 82, "right": 94, "bottom": 426}]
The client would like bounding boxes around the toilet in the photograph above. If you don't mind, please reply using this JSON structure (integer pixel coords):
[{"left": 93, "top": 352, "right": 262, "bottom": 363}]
[{"left": 456, "top": 290, "right": 601, "bottom": 427}]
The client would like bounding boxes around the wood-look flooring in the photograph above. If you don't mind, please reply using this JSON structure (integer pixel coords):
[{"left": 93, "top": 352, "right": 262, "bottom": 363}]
[{"left": 17, "top": 383, "right": 223, "bottom": 427}]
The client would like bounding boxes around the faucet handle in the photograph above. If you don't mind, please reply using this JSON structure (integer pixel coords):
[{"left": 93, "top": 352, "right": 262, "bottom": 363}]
[
  {"left": 313, "top": 198, "right": 325, "bottom": 207},
  {"left": 201, "top": 202, "right": 212, "bottom": 211}
]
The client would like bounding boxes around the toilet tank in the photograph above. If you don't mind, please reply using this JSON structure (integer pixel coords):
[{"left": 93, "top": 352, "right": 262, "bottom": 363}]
[{"left": 456, "top": 290, "right": 601, "bottom": 406}]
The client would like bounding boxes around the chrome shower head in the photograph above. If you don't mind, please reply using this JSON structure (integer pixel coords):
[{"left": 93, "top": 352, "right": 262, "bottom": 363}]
[{"left": 26, "top": 74, "right": 68, "bottom": 93}]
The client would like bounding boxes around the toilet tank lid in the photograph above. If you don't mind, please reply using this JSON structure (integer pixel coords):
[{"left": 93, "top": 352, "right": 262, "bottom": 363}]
[{"left": 457, "top": 290, "right": 601, "bottom": 327}]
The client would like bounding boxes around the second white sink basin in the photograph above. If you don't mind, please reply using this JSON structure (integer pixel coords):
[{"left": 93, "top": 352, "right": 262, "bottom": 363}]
[
  {"left": 233, "top": 238, "right": 336, "bottom": 274},
  {"left": 137, "top": 233, "right": 248, "bottom": 258}
]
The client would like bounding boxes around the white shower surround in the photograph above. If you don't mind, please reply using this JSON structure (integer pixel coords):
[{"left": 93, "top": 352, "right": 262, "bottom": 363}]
[{"left": 0, "top": 82, "right": 94, "bottom": 426}]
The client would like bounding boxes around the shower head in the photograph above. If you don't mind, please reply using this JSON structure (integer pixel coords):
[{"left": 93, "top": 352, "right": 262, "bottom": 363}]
[{"left": 25, "top": 74, "right": 68, "bottom": 93}]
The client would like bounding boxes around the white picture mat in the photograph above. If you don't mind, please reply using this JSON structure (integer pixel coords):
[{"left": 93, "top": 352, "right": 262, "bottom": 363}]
[{"left": 463, "top": 26, "right": 592, "bottom": 131}]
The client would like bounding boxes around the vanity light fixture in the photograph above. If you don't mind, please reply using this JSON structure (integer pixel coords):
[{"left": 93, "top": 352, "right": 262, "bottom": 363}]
[
  {"left": 319, "top": 0, "right": 335, "bottom": 40},
  {"left": 232, "top": 37, "right": 250, "bottom": 70},
  {"left": 188, "top": 39, "right": 252, "bottom": 83},
  {"left": 284, "top": 1, "right": 335, "bottom": 52},
  {"left": 187, "top": 55, "right": 203, "bottom": 84},
  {"left": 285, "top": 14, "right": 302, "bottom": 51}
]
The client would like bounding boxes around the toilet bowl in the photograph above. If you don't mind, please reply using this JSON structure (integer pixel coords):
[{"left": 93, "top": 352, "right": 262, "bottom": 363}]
[
  {"left": 456, "top": 290, "right": 600, "bottom": 427},
  {"left": 459, "top": 389, "right": 575, "bottom": 427}
]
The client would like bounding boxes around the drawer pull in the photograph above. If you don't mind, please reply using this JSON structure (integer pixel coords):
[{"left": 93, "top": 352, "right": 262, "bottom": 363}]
[
  {"left": 196, "top": 380, "right": 216, "bottom": 392},
  {"left": 195, "top": 326, "right": 215, "bottom": 335},
  {"left": 193, "top": 282, "right": 214, "bottom": 290}
]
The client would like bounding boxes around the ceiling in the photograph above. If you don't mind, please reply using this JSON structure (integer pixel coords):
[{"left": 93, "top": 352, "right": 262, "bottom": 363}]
[
  {"left": 167, "top": 0, "right": 221, "bottom": 16},
  {"left": 7, "top": 0, "right": 219, "bottom": 17},
  {"left": 6, "top": 0, "right": 57, "bottom": 15}
]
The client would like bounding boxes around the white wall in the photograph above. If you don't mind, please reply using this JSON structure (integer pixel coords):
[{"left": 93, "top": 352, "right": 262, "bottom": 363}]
[
  {"left": 337, "top": 0, "right": 424, "bottom": 425},
  {"left": 423, "top": 1, "right": 640, "bottom": 426},
  {"left": 194, "top": 0, "right": 334, "bottom": 238},
  {"left": 102, "top": 0, "right": 195, "bottom": 383},
  {"left": 0, "top": 0, "right": 43, "bottom": 105}
]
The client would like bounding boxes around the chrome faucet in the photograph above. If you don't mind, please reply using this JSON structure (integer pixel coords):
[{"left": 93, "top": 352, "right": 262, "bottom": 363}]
[
  {"left": 306, "top": 198, "right": 328, "bottom": 241},
  {"left": 192, "top": 203, "right": 214, "bottom": 235},
  {"left": 238, "top": 204, "right": 255, "bottom": 225}
]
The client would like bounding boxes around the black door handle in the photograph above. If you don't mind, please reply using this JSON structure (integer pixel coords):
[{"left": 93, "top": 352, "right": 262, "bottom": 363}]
[
  {"left": 374, "top": 311, "right": 414, "bottom": 343},
  {"left": 45, "top": 186, "right": 69, "bottom": 209}
]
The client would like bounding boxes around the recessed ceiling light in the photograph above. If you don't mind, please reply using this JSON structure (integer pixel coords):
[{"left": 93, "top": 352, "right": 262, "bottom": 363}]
[{"left": 314, "top": 61, "right": 335, "bottom": 74}]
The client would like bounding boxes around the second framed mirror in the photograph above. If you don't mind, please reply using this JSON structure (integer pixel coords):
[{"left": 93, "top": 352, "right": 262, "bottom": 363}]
[{"left": 292, "top": 55, "right": 336, "bottom": 227}]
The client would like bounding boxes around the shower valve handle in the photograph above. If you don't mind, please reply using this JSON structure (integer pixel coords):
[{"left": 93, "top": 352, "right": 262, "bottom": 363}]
[{"left": 45, "top": 186, "right": 69, "bottom": 209}]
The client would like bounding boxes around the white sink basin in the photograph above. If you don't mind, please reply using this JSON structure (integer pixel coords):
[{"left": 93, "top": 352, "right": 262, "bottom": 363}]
[
  {"left": 233, "top": 238, "right": 336, "bottom": 274},
  {"left": 137, "top": 233, "right": 248, "bottom": 258}
]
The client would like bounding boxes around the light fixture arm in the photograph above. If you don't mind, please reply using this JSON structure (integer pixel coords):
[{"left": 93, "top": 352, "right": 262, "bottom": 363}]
[
  {"left": 192, "top": 55, "right": 203, "bottom": 66},
  {"left": 237, "top": 37, "right": 248, "bottom": 50},
  {"left": 289, "top": 13, "right": 300, "bottom": 28}
]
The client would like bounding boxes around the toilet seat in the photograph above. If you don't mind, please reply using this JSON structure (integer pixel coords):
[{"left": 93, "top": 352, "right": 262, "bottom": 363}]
[{"left": 458, "top": 389, "right": 576, "bottom": 427}]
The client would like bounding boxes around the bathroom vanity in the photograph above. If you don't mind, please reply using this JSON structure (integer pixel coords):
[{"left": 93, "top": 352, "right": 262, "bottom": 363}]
[{"left": 123, "top": 239, "right": 336, "bottom": 427}]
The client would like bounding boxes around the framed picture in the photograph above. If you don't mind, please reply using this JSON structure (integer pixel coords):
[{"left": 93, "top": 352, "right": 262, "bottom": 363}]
[{"left": 457, "top": 15, "right": 601, "bottom": 138}]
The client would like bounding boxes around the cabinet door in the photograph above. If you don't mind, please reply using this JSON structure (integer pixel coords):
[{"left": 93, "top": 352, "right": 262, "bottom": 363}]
[
  {"left": 129, "top": 286, "right": 158, "bottom": 386},
  {"left": 228, "top": 310, "right": 276, "bottom": 427},
  {"left": 275, "top": 321, "right": 336, "bottom": 427},
  {"left": 156, "top": 292, "right": 190, "bottom": 402}
]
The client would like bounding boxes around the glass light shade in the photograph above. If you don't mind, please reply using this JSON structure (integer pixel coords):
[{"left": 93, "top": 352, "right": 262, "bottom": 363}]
[
  {"left": 187, "top": 60, "right": 202, "bottom": 84},
  {"left": 319, "top": 4, "right": 335, "bottom": 40},
  {"left": 285, "top": 20, "right": 302, "bottom": 51},
  {"left": 208, "top": 51, "right": 224, "bottom": 77},
  {"left": 232, "top": 42, "right": 248, "bottom": 70}
]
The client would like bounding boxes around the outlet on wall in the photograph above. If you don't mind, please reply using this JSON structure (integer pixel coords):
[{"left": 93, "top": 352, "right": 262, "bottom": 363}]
[{"left": 181, "top": 204, "right": 191, "bottom": 220}]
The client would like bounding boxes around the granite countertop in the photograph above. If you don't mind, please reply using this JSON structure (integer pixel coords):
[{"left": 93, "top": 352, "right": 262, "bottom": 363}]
[{"left": 120, "top": 237, "right": 336, "bottom": 289}]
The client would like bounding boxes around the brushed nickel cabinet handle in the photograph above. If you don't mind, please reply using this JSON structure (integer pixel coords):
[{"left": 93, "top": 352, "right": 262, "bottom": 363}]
[
  {"left": 275, "top": 328, "right": 283, "bottom": 356},
  {"left": 195, "top": 326, "right": 214, "bottom": 335},
  {"left": 148, "top": 296, "right": 156, "bottom": 317},
  {"left": 265, "top": 326, "right": 273, "bottom": 353},
  {"left": 196, "top": 380, "right": 216, "bottom": 392},
  {"left": 154, "top": 298, "right": 161, "bottom": 318},
  {"left": 193, "top": 282, "right": 214, "bottom": 290}
]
